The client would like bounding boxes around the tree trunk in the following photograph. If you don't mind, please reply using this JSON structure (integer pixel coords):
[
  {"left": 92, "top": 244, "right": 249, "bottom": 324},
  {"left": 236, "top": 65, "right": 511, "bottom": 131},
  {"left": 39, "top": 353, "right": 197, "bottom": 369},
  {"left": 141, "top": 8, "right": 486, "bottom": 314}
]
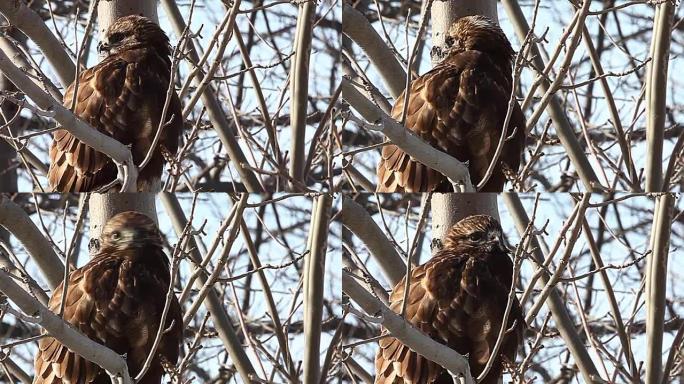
[
  {"left": 89, "top": 193, "right": 157, "bottom": 239},
  {"left": 0, "top": 27, "right": 25, "bottom": 192}
]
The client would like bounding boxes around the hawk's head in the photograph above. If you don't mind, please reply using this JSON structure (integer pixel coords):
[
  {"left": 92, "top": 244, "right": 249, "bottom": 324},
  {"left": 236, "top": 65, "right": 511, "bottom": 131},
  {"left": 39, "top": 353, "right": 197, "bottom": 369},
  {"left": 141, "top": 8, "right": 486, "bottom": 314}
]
[
  {"left": 443, "top": 214, "right": 507, "bottom": 253},
  {"left": 443, "top": 15, "right": 515, "bottom": 66},
  {"left": 98, "top": 15, "right": 170, "bottom": 56},
  {"left": 99, "top": 211, "right": 163, "bottom": 251}
]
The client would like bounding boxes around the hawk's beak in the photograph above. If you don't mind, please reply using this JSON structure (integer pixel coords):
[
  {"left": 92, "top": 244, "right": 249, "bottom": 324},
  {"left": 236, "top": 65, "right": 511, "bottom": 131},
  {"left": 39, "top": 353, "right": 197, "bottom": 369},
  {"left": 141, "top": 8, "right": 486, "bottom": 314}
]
[
  {"left": 486, "top": 233, "right": 507, "bottom": 253},
  {"left": 497, "top": 235, "right": 507, "bottom": 252},
  {"left": 97, "top": 41, "right": 110, "bottom": 55},
  {"left": 120, "top": 228, "right": 138, "bottom": 243},
  {"left": 88, "top": 238, "right": 100, "bottom": 254}
]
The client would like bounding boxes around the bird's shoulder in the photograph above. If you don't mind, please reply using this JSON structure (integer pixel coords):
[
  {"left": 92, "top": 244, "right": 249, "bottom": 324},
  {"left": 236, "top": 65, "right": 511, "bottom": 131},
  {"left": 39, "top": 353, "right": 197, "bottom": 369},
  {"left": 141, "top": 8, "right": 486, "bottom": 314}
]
[
  {"left": 47, "top": 254, "right": 122, "bottom": 312},
  {"left": 424, "top": 50, "right": 511, "bottom": 107},
  {"left": 386, "top": 251, "right": 470, "bottom": 320},
  {"left": 63, "top": 57, "right": 128, "bottom": 107},
  {"left": 390, "top": 49, "right": 511, "bottom": 141}
]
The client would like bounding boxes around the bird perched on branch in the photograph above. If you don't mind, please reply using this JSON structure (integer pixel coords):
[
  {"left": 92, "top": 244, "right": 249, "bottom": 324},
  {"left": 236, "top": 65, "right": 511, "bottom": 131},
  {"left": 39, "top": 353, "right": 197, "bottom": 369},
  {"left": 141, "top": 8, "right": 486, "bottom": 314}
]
[
  {"left": 34, "top": 211, "right": 183, "bottom": 384},
  {"left": 376, "top": 16, "right": 525, "bottom": 192},
  {"left": 48, "top": 15, "right": 182, "bottom": 192},
  {"left": 374, "top": 215, "right": 523, "bottom": 384}
]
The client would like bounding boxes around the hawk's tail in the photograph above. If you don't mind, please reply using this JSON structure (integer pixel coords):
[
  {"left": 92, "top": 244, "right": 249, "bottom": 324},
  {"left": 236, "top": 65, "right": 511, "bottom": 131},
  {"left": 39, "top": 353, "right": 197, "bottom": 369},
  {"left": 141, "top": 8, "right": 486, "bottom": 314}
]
[{"left": 376, "top": 143, "right": 443, "bottom": 192}]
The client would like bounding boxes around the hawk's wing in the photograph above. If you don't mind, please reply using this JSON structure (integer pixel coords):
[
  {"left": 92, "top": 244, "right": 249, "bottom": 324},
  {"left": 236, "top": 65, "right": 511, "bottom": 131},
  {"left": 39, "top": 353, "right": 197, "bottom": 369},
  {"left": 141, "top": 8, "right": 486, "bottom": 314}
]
[
  {"left": 49, "top": 58, "right": 133, "bottom": 192},
  {"left": 48, "top": 54, "right": 181, "bottom": 192},
  {"left": 34, "top": 257, "right": 124, "bottom": 383},
  {"left": 34, "top": 253, "right": 183, "bottom": 384},
  {"left": 374, "top": 261, "right": 451, "bottom": 384},
  {"left": 376, "top": 51, "right": 525, "bottom": 192},
  {"left": 374, "top": 251, "right": 522, "bottom": 384}
]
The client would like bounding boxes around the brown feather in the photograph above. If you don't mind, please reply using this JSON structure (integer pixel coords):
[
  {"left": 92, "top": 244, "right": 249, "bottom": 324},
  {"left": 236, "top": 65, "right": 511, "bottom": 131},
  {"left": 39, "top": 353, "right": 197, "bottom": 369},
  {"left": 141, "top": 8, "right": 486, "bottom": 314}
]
[
  {"left": 33, "top": 211, "right": 183, "bottom": 384},
  {"left": 376, "top": 16, "right": 526, "bottom": 193},
  {"left": 374, "top": 215, "right": 524, "bottom": 384},
  {"left": 47, "top": 15, "right": 181, "bottom": 192}
]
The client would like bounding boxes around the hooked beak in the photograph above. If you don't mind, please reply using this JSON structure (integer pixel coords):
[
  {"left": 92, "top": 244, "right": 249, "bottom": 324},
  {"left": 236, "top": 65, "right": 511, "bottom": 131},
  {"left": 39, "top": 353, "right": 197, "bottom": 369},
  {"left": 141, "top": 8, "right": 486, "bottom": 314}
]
[
  {"left": 97, "top": 41, "right": 110, "bottom": 55},
  {"left": 486, "top": 233, "right": 507, "bottom": 253},
  {"left": 88, "top": 238, "right": 100, "bottom": 254}
]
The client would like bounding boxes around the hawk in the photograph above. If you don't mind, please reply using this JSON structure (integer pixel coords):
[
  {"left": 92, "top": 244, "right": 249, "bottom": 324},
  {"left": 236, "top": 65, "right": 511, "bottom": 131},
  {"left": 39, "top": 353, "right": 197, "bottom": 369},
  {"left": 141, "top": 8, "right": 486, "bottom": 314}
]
[
  {"left": 48, "top": 15, "right": 182, "bottom": 192},
  {"left": 34, "top": 211, "right": 183, "bottom": 384},
  {"left": 376, "top": 16, "right": 526, "bottom": 192},
  {"left": 375, "top": 215, "right": 524, "bottom": 384}
]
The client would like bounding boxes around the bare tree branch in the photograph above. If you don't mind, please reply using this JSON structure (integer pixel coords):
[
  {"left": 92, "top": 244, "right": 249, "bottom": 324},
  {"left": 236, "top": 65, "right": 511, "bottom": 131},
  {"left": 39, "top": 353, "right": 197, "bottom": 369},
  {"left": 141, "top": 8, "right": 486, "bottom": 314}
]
[
  {"left": 0, "top": 0, "right": 75, "bottom": 87},
  {"left": 342, "top": 3, "right": 406, "bottom": 98},
  {"left": 645, "top": 193, "right": 675, "bottom": 383},
  {"left": 0, "top": 194, "right": 63, "bottom": 289},
  {"left": 342, "top": 196, "right": 405, "bottom": 285},
  {"left": 303, "top": 194, "right": 332, "bottom": 382},
  {"left": 644, "top": 1, "right": 676, "bottom": 191}
]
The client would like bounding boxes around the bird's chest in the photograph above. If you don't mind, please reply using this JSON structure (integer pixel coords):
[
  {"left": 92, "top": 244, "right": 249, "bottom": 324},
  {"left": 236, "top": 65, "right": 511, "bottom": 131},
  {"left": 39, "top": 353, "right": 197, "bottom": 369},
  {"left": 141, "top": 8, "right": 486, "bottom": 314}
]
[
  {"left": 439, "top": 118, "right": 498, "bottom": 159},
  {"left": 118, "top": 63, "right": 168, "bottom": 151},
  {"left": 124, "top": 259, "right": 167, "bottom": 291},
  {"left": 131, "top": 104, "right": 158, "bottom": 153}
]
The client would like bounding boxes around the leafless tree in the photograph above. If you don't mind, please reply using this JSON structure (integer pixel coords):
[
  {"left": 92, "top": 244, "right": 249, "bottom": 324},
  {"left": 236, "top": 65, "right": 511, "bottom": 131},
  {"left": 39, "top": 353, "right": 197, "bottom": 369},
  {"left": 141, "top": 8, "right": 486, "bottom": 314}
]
[
  {"left": 0, "top": 0, "right": 341, "bottom": 192},
  {"left": 341, "top": 192, "right": 682, "bottom": 384},
  {"left": 0, "top": 191, "right": 339, "bottom": 383},
  {"left": 341, "top": 0, "right": 683, "bottom": 193}
]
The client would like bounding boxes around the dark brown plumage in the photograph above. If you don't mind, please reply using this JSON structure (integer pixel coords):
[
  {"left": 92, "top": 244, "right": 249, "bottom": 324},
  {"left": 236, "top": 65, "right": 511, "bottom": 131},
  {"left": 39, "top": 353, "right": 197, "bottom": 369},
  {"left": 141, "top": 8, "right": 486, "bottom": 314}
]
[
  {"left": 376, "top": 16, "right": 525, "bottom": 192},
  {"left": 375, "top": 215, "right": 523, "bottom": 384},
  {"left": 34, "top": 211, "right": 183, "bottom": 384},
  {"left": 48, "top": 15, "right": 182, "bottom": 192}
]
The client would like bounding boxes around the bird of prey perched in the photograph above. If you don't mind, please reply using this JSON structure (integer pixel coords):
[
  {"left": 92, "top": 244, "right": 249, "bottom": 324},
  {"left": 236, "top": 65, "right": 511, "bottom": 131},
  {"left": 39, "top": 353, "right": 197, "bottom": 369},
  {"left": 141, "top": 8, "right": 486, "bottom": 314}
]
[
  {"left": 34, "top": 211, "right": 183, "bottom": 383},
  {"left": 48, "top": 15, "right": 182, "bottom": 192},
  {"left": 375, "top": 215, "right": 524, "bottom": 384},
  {"left": 376, "top": 16, "right": 526, "bottom": 192}
]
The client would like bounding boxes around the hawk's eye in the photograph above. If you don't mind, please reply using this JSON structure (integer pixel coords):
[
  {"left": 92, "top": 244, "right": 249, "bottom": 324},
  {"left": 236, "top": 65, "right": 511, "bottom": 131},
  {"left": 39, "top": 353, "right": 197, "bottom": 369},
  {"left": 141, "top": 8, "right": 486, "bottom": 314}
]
[
  {"left": 108, "top": 32, "right": 125, "bottom": 44},
  {"left": 111, "top": 231, "right": 121, "bottom": 241},
  {"left": 468, "top": 232, "right": 484, "bottom": 242},
  {"left": 445, "top": 36, "right": 455, "bottom": 47}
]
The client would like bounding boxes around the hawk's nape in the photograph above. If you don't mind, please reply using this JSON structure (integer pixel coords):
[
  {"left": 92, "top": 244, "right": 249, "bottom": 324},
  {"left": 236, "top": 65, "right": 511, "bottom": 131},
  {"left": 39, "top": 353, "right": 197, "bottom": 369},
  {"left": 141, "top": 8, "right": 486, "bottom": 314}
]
[
  {"left": 33, "top": 211, "right": 183, "bottom": 384},
  {"left": 48, "top": 15, "right": 182, "bottom": 192},
  {"left": 374, "top": 215, "right": 524, "bottom": 384},
  {"left": 376, "top": 16, "right": 526, "bottom": 193}
]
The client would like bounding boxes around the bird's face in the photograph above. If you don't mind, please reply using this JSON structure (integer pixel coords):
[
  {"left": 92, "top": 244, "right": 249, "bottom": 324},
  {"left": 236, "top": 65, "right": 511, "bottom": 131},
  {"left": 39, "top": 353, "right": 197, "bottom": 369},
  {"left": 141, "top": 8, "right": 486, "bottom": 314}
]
[
  {"left": 97, "top": 15, "right": 169, "bottom": 56},
  {"left": 444, "top": 215, "right": 508, "bottom": 253},
  {"left": 462, "top": 226, "right": 506, "bottom": 253},
  {"left": 443, "top": 15, "right": 515, "bottom": 64},
  {"left": 99, "top": 211, "right": 163, "bottom": 251}
]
